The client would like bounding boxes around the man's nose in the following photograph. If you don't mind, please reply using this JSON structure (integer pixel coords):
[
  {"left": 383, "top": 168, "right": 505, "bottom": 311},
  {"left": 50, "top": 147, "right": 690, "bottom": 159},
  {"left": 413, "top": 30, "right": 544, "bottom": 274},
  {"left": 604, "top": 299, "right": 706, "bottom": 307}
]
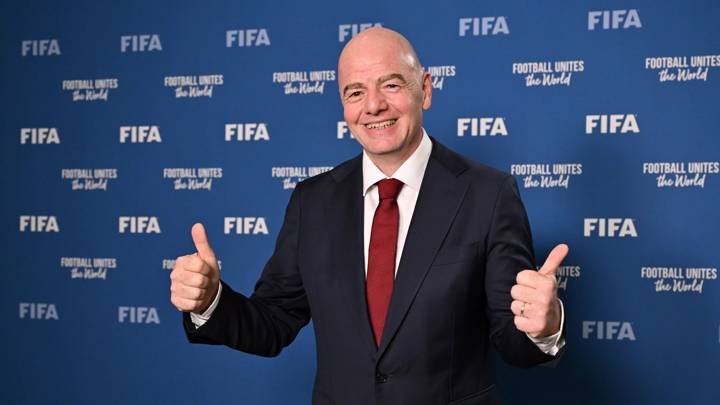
[{"left": 363, "top": 88, "right": 388, "bottom": 115}]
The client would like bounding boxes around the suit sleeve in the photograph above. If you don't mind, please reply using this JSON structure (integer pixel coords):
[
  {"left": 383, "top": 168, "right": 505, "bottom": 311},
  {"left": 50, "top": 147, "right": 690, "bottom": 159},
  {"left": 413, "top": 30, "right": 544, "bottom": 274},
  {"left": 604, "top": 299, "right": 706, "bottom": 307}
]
[
  {"left": 183, "top": 184, "right": 311, "bottom": 357},
  {"left": 484, "top": 175, "right": 562, "bottom": 367}
]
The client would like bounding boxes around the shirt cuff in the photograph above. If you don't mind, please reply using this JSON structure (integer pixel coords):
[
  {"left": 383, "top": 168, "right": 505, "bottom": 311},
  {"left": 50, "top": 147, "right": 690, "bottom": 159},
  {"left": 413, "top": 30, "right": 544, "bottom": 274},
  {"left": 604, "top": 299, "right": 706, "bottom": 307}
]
[
  {"left": 189, "top": 282, "right": 223, "bottom": 329},
  {"left": 526, "top": 298, "right": 565, "bottom": 356}
]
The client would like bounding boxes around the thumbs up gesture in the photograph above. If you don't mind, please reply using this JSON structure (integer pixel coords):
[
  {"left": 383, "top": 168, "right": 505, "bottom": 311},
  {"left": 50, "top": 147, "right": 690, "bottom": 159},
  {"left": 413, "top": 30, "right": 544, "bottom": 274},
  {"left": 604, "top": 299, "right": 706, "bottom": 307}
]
[
  {"left": 510, "top": 244, "right": 568, "bottom": 338},
  {"left": 170, "top": 223, "right": 221, "bottom": 314}
]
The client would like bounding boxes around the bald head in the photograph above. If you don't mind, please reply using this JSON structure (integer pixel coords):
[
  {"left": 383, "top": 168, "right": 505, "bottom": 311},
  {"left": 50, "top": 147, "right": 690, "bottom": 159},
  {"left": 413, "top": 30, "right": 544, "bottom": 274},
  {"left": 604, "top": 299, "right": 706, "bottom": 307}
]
[
  {"left": 338, "top": 27, "right": 424, "bottom": 96},
  {"left": 336, "top": 27, "right": 433, "bottom": 174}
]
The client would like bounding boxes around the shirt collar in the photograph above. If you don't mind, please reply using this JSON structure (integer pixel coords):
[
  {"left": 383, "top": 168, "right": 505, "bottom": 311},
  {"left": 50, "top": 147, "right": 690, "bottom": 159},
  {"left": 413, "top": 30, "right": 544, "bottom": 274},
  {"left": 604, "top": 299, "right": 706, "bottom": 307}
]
[{"left": 362, "top": 129, "right": 433, "bottom": 196}]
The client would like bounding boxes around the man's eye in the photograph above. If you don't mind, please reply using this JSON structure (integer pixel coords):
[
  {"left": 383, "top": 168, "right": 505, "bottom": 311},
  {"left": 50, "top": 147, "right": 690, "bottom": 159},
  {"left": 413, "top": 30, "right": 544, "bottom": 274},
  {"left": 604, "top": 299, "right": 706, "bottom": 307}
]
[
  {"left": 385, "top": 83, "right": 400, "bottom": 89},
  {"left": 348, "top": 91, "right": 362, "bottom": 98}
]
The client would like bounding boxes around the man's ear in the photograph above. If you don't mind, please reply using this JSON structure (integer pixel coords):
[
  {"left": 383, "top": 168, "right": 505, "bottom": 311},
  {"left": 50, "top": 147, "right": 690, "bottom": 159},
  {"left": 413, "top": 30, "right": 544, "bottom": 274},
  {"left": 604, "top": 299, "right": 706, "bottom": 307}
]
[{"left": 421, "top": 71, "right": 432, "bottom": 110}]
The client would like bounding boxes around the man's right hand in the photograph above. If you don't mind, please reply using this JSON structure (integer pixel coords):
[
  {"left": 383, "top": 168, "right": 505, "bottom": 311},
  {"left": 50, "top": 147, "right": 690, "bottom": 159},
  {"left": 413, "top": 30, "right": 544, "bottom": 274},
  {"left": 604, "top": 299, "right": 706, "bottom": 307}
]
[{"left": 170, "top": 223, "right": 220, "bottom": 314}]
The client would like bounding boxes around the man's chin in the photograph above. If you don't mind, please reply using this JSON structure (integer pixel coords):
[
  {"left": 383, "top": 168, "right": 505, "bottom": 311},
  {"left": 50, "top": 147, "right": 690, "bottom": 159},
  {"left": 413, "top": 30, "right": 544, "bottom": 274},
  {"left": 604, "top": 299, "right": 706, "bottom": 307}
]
[{"left": 363, "top": 141, "right": 403, "bottom": 156}]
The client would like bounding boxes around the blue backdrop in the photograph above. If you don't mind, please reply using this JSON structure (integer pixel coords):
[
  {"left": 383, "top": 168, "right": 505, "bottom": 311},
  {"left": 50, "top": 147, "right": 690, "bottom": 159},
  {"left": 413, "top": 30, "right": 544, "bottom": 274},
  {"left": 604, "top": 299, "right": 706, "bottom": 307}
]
[{"left": 2, "top": 0, "right": 718, "bottom": 404}]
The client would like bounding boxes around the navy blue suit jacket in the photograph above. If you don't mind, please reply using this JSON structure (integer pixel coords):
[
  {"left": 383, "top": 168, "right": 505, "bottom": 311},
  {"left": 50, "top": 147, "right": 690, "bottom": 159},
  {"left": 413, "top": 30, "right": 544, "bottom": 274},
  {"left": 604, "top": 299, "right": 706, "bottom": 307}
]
[{"left": 184, "top": 139, "right": 559, "bottom": 404}]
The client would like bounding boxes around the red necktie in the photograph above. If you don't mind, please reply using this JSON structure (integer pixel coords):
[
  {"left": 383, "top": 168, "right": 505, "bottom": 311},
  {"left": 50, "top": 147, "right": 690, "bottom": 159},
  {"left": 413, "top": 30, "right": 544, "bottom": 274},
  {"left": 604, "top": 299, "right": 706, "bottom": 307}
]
[{"left": 366, "top": 178, "right": 403, "bottom": 346}]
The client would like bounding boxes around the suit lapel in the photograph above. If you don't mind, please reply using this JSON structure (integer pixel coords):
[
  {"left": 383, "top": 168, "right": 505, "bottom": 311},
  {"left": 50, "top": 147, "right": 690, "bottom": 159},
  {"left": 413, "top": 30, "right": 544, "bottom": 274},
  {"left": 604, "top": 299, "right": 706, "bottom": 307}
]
[
  {"left": 377, "top": 141, "right": 469, "bottom": 358},
  {"left": 329, "top": 156, "right": 378, "bottom": 353}
]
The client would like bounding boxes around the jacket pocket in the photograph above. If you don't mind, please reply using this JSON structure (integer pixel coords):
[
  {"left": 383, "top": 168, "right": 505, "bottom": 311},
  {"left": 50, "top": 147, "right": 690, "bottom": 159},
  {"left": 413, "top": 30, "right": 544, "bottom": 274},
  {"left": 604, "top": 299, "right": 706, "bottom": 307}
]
[{"left": 446, "top": 384, "right": 497, "bottom": 405}]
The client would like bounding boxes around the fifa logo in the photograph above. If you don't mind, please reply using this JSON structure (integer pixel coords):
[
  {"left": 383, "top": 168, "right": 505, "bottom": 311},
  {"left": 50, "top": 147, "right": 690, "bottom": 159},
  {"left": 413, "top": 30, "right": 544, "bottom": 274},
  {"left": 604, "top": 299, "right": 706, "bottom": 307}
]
[
  {"left": 118, "top": 216, "right": 161, "bottom": 234},
  {"left": 19, "top": 303, "right": 59, "bottom": 320},
  {"left": 457, "top": 118, "right": 508, "bottom": 137},
  {"left": 582, "top": 321, "right": 636, "bottom": 340},
  {"left": 19, "top": 216, "right": 59, "bottom": 232},
  {"left": 337, "top": 121, "right": 355, "bottom": 139},
  {"left": 119, "top": 126, "right": 162, "bottom": 143},
  {"left": 121, "top": 34, "right": 162, "bottom": 52},
  {"left": 584, "top": 218, "right": 637, "bottom": 237},
  {"left": 224, "top": 217, "right": 269, "bottom": 235},
  {"left": 118, "top": 306, "right": 160, "bottom": 324},
  {"left": 20, "top": 128, "right": 60, "bottom": 144},
  {"left": 21, "top": 39, "right": 60, "bottom": 56},
  {"left": 459, "top": 17, "right": 509, "bottom": 36},
  {"left": 588, "top": 10, "right": 642, "bottom": 30},
  {"left": 585, "top": 114, "right": 639, "bottom": 134},
  {"left": 226, "top": 29, "right": 271, "bottom": 47},
  {"left": 225, "top": 123, "right": 270, "bottom": 141},
  {"left": 338, "top": 23, "right": 382, "bottom": 42}
]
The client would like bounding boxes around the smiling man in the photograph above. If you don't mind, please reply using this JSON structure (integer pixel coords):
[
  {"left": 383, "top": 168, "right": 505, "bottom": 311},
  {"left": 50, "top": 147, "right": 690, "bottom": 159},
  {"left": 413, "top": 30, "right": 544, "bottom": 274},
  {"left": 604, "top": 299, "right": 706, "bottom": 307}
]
[
  {"left": 171, "top": 27, "right": 566, "bottom": 405},
  {"left": 339, "top": 30, "right": 429, "bottom": 175}
]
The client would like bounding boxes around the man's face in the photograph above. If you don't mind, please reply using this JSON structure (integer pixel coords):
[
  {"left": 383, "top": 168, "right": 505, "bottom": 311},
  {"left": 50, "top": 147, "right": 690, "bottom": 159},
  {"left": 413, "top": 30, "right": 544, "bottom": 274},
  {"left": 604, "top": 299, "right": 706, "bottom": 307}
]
[{"left": 338, "top": 38, "right": 432, "bottom": 163}]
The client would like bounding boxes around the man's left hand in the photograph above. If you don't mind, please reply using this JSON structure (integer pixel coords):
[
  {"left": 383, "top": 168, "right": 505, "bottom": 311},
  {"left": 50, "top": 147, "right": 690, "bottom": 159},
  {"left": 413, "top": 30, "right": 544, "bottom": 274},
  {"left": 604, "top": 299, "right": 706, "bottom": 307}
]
[{"left": 510, "top": 244, "right": 568, "bottom": 338}]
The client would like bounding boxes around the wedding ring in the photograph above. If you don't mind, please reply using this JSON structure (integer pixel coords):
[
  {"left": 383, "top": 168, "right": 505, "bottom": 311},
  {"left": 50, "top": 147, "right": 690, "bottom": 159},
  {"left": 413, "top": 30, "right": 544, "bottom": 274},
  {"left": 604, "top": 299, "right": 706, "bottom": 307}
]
[{"left": 520, "top": 302, "right": 526, "bottom": 317}]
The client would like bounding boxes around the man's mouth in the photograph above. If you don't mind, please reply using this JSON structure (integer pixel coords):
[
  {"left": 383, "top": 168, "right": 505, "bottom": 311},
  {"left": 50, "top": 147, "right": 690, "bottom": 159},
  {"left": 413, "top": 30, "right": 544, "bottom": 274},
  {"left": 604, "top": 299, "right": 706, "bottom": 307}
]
[{"left": 364, "top": 119, "right": 397, "bottom": 129}]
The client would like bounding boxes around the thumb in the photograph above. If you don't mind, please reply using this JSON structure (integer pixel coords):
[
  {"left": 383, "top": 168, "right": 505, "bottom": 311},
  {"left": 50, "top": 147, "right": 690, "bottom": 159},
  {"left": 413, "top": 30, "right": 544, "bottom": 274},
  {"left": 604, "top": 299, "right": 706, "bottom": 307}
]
[
  {"left": 191, "top": 223, "right": 216, "bottom": 263},
  {"left": 538, "top": 243, "right": 569, "bottom": 276}
]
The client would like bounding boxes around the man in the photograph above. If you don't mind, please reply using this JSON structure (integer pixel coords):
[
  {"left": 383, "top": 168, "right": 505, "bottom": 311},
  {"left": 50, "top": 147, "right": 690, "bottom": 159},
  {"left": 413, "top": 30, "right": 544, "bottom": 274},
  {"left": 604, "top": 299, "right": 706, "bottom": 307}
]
[{"left": 170, "top": 27, "right": 566, "bottom": 404}]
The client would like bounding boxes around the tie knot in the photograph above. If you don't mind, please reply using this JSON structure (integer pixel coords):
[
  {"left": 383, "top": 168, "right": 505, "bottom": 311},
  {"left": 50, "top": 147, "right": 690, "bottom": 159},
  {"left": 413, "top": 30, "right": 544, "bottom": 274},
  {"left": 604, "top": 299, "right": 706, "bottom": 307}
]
[{"left": 377, "top": 178, "right": 403, "bottom": 200}]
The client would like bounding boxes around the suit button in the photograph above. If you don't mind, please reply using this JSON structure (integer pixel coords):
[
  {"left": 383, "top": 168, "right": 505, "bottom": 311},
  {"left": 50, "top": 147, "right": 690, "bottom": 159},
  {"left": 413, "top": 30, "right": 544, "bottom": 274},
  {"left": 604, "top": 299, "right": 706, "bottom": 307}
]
[{"left": 375, "top": 373, "right": 388, "bottom": 383}]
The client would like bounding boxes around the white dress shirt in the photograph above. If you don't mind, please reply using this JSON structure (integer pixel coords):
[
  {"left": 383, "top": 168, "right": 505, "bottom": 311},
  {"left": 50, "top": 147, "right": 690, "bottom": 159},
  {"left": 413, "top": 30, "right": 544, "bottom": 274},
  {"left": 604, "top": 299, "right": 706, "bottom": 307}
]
[
  {"left": 192, "top": 129, "right": 564, "bottom": 355},
  {"left": 362, "top": 129, "right": 432, "bottom": 275}
]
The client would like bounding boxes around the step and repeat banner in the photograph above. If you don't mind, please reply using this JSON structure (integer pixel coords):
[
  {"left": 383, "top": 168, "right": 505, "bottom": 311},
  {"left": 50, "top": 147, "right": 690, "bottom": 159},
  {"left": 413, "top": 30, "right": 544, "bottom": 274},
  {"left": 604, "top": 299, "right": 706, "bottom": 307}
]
[{"left": 2, "top": 0, "right": 718, "bottom": 404}]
